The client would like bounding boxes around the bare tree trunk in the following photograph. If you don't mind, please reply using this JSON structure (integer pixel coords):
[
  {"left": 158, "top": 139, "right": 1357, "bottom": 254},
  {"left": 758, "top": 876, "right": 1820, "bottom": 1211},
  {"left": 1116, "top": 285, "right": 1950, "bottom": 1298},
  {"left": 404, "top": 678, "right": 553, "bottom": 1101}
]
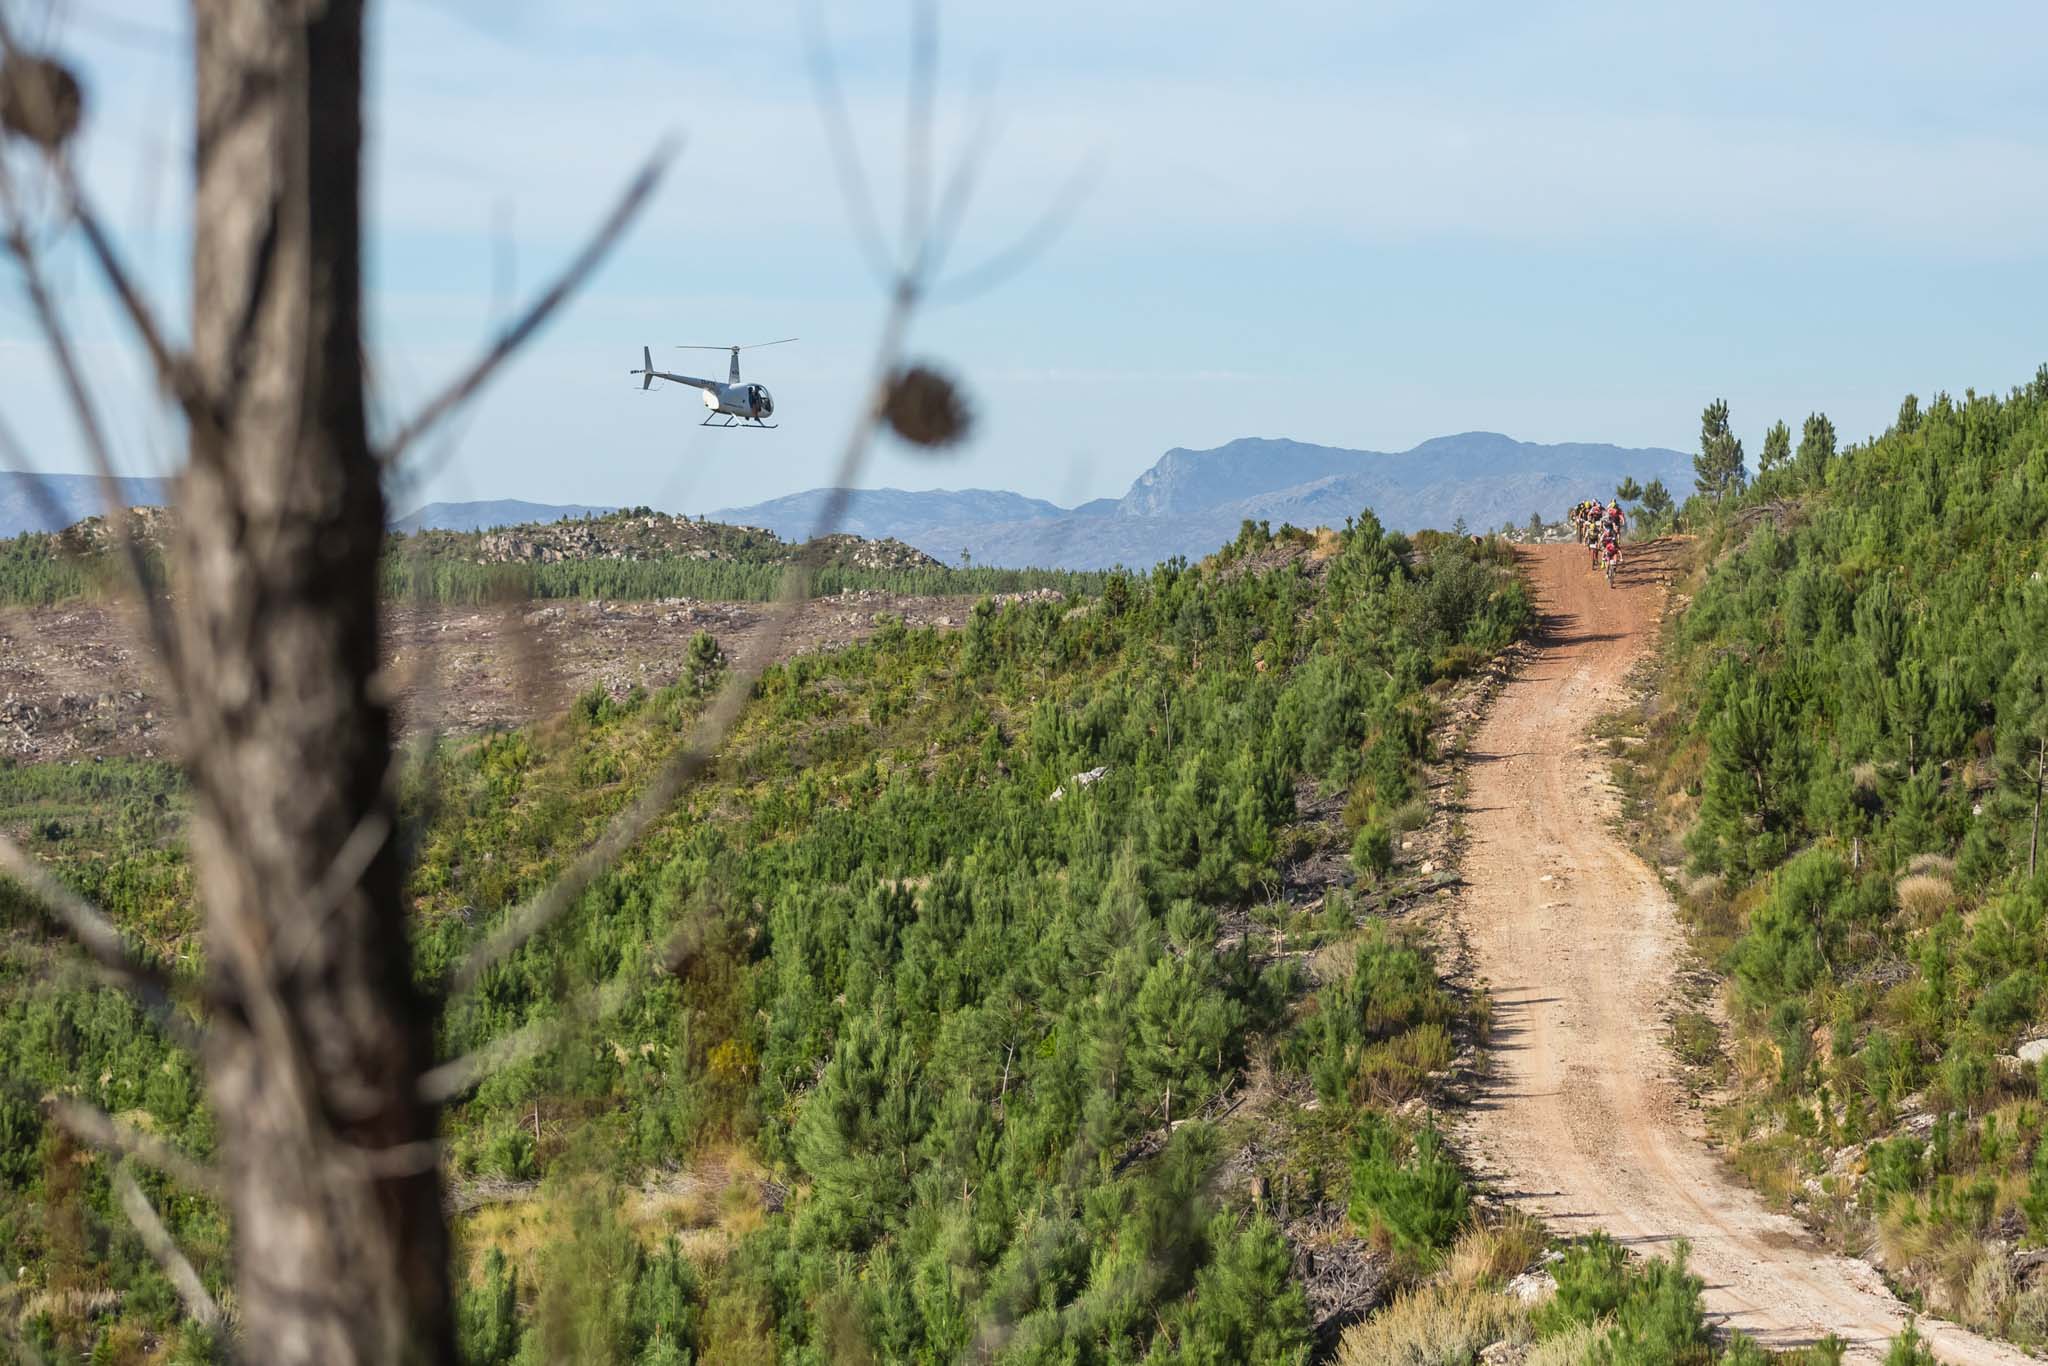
[{"left": 178, "top": 2, "right": 452, "bottom": 1360}]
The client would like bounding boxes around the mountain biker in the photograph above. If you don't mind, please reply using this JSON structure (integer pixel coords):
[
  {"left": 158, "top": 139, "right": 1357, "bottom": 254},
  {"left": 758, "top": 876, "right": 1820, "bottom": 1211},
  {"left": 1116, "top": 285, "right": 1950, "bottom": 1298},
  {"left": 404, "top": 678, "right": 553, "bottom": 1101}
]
[
  {"left": 1602, "top": 530, "right": 1621, "bottom": 585},
  {"left": 1605, "top": 499, "right": 1625, "bottom": 535}
]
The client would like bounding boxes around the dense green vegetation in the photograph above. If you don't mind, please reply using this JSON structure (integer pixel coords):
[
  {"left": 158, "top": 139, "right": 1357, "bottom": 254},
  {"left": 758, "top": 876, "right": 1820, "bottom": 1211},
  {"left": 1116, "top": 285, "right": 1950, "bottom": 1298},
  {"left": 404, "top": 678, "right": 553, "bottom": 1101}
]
[
  {"left": 375, "top": 553, "right": 1102, "bottom": 606},
  {"left": 1, "top": 515, "right": 1547, "bottom": 1362},
  {"left": 1629, "top": 367, "right": 2048, "bottom": 1343}
]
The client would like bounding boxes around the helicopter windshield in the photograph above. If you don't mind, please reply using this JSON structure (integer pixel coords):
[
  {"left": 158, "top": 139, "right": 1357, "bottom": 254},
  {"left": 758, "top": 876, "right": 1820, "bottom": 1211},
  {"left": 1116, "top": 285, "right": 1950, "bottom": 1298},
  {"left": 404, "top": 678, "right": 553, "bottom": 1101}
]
[{"left": 753, "top": 385, "right": 772, "bottom": 416}]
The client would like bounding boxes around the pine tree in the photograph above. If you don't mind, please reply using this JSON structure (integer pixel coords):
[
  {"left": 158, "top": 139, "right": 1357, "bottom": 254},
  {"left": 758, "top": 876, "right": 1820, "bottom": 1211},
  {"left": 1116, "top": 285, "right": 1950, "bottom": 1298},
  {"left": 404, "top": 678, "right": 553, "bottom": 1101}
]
[
  {"left": 1132, "top": 951, "right": 1239, "bottom": 1125},
  {"left": 1896, "top": 393, "right": 1922, "bottom": 434},
  {"left": 1796, "top": 411, "right": 1836, "bottom": 486},
  {"left": 458, "top": 1248, "right": 522, "bottom": 1365},
  {"left": 1694, "top": 398, "right": 1748, "bottom": 501},
  {"left": 1615, "top": 476, "right": 1643, "bottom": 503},
  {"left": 1759, "top": 419, "right": 1792, "bottom": 476},
  {"left": 1687, "top": 676, "right": 1807, "bottom": 878},
  {"left": 2000, "top": 585, "right": 2048, "bottom": 876},
  {"left": 1638, "top": 478, "right": 1674, "bottom": 526},
  {"left": 1166, "top": 1214, "right": 1312, "bottom": 1364}
]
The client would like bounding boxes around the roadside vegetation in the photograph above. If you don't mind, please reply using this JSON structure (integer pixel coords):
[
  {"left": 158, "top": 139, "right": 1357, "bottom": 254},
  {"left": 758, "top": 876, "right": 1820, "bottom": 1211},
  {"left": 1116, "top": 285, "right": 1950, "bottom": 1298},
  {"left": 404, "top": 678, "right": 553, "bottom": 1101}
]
[
  {"left": 2, "top": 514, "right": 1548, "bottom": 1362},
  {"left": 1617, "top": 366, "right": 2048, "bottom": 1346}
]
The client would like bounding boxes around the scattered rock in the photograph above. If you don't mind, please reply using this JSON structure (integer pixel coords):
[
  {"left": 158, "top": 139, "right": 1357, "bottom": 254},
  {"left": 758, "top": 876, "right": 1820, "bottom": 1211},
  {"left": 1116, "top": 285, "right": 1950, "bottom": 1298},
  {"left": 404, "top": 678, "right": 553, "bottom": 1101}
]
[{"left": 1507, "top": 1269, "right": 1556, "bottom": 1305}]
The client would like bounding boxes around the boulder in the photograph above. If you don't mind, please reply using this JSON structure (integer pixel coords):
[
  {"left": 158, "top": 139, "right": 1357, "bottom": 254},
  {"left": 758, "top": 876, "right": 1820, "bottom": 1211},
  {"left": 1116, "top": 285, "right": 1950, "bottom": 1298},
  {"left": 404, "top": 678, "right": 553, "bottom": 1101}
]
[{"left": 1507, "top": 1269, "right": 1556, "bottom": 1305}]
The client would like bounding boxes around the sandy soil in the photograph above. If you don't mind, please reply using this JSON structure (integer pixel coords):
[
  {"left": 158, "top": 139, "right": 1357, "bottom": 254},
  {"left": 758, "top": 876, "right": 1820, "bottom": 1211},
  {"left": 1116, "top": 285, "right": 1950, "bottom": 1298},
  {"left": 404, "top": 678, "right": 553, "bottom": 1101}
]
[{"left": 1453, "top": 542, "right": 2032, "bottom": 1364}]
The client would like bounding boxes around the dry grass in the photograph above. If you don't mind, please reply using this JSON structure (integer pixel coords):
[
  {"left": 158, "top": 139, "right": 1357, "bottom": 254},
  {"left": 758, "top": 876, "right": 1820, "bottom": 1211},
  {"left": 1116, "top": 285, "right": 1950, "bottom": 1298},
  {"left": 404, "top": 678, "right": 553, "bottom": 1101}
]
[
  {"left": 1963, "top": 1247, "right": 2018, "bottom": 1335},
  {"left": 1875, "top": 1200, "right": 1988, "bottom": 1316},
  {"left": 1906, "top": 852, "right": 1957, "bottom": 879},
  {"left": 458, "top": 1195, "right": 555, "bottom": 1286},
  {"left": 1895, "top": 872, "right": 1955, "bottom": 926},
  {"left": 1309, "top": 939, "right": 1356, "bottom": 986},
  {"left": 1681, "top": 870, "right": 1722, "bottom": 901},
  {"left": 1308, "top": 526, "right": 1343, "bottom": 562},
  {"left": 633, "top": 1144, "right": 772, "bottom": 1250},
  {"left": 1443, "top": 1209, "right": 1545, "bottom": 1289},
  {"left": 2011, "top": 1280, "right": 2048, "bottom": 1344},
  {"left": 1525, "top": 1318, "right": 1609, "bottom": 1365},
  {"left": 1334, "top": 1281, "right": 1525, "bottom": 1365}
]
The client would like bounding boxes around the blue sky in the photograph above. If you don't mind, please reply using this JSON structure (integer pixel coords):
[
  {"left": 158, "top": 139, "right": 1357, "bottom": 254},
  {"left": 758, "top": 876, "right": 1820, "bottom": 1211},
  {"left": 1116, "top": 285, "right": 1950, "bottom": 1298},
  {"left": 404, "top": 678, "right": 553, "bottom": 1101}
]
[{"left": 4, "top": 0, "right": 2046, "bottom": 515}]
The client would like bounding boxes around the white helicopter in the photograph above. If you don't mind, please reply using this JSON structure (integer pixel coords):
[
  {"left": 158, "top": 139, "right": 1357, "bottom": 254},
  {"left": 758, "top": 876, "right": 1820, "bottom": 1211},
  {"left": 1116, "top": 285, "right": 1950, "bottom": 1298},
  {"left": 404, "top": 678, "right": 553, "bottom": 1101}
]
[{"left": 631, "top": 338, "right": 796, "bottom": 428}]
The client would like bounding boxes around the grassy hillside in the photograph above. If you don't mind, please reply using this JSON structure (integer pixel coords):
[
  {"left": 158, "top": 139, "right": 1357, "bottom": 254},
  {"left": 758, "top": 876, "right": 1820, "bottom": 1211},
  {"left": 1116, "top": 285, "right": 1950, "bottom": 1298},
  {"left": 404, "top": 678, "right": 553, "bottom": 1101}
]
[{"left": 1623, "top": 368, "right": 2048, "bottom": 1342}]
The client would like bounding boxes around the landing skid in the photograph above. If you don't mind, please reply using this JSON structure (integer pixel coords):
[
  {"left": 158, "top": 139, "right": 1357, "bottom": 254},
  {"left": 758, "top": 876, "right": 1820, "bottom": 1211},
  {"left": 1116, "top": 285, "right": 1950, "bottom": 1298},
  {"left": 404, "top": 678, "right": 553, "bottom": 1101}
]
[{"left": 701, "top": 414, "right": 777, "bottom": 429}]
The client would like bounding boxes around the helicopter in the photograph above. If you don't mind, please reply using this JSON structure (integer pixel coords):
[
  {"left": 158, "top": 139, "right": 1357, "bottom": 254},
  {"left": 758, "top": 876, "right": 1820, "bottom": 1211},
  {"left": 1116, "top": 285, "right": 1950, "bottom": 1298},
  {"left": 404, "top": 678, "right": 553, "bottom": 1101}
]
[{"left": 630, "top": 338, "right": 796, "bottom": 428}]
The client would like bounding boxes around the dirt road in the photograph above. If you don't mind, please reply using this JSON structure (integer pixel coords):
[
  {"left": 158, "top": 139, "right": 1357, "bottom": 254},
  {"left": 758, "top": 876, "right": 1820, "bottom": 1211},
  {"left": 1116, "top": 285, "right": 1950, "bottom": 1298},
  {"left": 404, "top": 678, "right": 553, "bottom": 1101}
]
[{"left": 1454, "top": 542, "right": 2030, "bottom": 1364}]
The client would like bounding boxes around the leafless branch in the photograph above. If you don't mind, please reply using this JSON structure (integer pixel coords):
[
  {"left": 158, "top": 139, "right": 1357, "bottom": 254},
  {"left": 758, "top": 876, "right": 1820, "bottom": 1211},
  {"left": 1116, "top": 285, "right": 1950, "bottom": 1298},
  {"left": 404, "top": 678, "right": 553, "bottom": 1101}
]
[
  {"left": 345, "top": 1138, "right": 443, "bottom": 1180},
  {"left": 378, "top": 140, "right": 679, "bottom": 470},
  {"left": 930, "top": 153, "right": 1099, "bottom": 305},
  {"left": 0, "top": 153, "right": 179, "bottom": 678},
  {"left": 52, "top": 1098, "right": 223, "bottom": 1199},
  {"left": 0, "top": 9, "right": 210, "bottom": 432},
  {"left": 113, "top": 1165, "right": 222, "bottom": 1326},
  {"left": 801, "top": 0, "right": 895, "bottom": 283},
  {"left": 418, "top": 1014, "right": 554, "bottom": 1104},
  {"left": 273, "top": 808, "right": 393, "bottom": 978},
  {"left": 425, "top": 935, "right": 644, "bottom": 1101},
  {"left": 53, "top": 161, "right": 214, "bottom": 434},
  {"left": 0, "top": 830, "right": 189, "bottom": 1010},
  {"left": 901, "top": 0, "right": 938, "bottom": 271}
]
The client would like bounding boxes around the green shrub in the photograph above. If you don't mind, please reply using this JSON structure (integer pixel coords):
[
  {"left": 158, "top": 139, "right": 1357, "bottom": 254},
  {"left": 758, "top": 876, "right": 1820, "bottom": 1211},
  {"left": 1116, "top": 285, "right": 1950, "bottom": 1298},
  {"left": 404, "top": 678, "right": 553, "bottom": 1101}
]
[
  {"left": 1348, "top": 1116, "right": 1469, "bottom": 1261},
  {"left": 1884, "top": 1319, "right": 1939, "bottom": 1365},
  {"left": 484, "top": 1126, "right": 538, "bottom": 1181},
  {"left": 459, "top": 1248, "right": 522, "bottom": 1365},
  {"left": 1352, "top": 821, "right": 1393, "bottom": 881}
]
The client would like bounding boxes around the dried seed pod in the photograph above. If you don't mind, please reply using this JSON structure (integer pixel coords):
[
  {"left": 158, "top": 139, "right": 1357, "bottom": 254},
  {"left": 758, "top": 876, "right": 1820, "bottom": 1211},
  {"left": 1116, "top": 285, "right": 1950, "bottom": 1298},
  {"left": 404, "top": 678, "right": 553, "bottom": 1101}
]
[
  {"left": 879, "top": 363, "right": 973, "bottom": 450},
  {"left": 0, "top": 53, "right": 83, "bottom": 152}
]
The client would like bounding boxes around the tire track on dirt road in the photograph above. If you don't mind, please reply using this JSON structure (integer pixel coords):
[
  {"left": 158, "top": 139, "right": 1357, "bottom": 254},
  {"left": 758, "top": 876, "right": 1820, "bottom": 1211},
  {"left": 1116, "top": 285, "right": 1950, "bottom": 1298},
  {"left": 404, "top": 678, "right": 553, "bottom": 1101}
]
[{"left": 1453, "top": 541, "right": 2033, "bottom": 1364}]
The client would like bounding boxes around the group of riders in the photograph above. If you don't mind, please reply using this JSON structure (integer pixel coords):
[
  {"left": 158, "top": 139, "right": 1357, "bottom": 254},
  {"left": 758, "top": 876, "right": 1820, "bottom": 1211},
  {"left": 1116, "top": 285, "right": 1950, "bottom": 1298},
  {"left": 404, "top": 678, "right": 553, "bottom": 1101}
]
[{"left": 1570, "top": 499, "right": 1627, "bottom": 587}]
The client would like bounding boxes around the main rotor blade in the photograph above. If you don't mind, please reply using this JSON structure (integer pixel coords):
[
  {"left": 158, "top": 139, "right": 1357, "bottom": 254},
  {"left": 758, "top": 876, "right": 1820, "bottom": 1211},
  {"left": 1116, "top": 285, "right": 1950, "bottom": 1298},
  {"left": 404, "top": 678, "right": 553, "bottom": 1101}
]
[{"left": 672, "top": 338, "right": 798, "bottom": 350}]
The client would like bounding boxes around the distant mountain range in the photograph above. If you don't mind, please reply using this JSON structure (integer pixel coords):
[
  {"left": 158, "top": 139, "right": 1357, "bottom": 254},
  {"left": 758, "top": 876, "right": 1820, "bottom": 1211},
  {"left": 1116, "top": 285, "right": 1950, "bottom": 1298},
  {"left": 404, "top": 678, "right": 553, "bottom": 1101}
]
[
  {"left": 0, "top": 473, "right": 170, "bottom": 537},
  {"left": 714, "top": 433, "right": 1692, "bottom": 569},
  {"left": 4, "top": 432, "right": 1692, "bottom": 569},
  {"left": 392, "top": 499, "right": 618, "bottom": 533}
]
